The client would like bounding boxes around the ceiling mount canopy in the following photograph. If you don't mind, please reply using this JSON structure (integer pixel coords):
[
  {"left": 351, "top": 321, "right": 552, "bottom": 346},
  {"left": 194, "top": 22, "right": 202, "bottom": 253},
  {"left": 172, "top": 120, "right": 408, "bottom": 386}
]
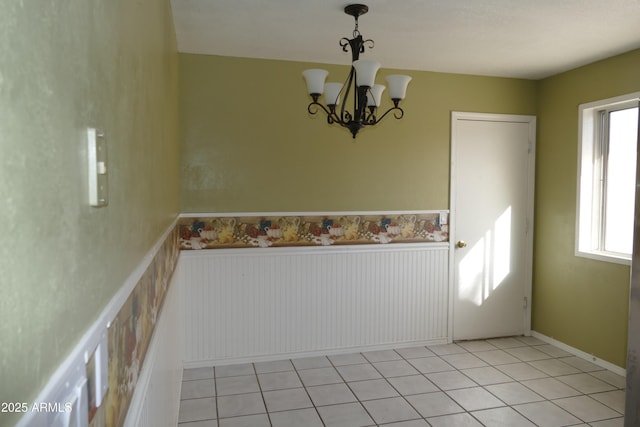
[
  {"left": 343, "top": 3, "right": 368, "bottom": 19},
  {"left": 302, "top": 4, "right": 412, "bottom": 139}
]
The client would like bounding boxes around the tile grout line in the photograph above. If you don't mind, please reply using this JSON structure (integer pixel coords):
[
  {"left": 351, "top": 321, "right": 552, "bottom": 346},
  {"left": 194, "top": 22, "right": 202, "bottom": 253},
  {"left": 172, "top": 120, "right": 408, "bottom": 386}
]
[
  {"left": 252, "top": 361, "right": 274, "bottom": 427},
  {"left": 362, "top": 348, "right": 443, "bottom": 425},
  {"left": 349, "top": 349, "right": 425, "bottom": 425},
  {"left": 289, "top": 357, "right": 328, "bottom": 427},
  {"left": 212, "top": 366, "right": 218, "bottom": 425}
]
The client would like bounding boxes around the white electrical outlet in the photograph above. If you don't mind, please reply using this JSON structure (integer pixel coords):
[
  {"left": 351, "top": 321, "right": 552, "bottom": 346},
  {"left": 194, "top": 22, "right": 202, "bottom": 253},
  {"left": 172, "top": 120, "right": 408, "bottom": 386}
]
[{"left": 87, "top": 128, "right": 108, "bottom": 207}]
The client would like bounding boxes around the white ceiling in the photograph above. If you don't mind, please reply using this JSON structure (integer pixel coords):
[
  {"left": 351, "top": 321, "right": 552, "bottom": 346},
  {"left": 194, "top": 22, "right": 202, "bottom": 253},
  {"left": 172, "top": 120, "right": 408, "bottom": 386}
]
[{"left": 170, "top": 0, "right": 640, "bottom": 80}]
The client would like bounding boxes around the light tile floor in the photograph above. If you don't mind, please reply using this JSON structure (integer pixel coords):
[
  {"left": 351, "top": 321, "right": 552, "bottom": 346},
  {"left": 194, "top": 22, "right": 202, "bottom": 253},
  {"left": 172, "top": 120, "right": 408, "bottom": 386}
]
[{"left": 177, "top": 336, "right": 625, "bottom": 426}]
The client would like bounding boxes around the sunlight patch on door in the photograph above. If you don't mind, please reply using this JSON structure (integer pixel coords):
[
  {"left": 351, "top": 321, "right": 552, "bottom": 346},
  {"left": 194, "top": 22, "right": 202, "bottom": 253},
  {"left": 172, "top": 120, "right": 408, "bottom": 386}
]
[
  {"left": 458, "top": 206, "right": 512, "bottom": 306},
  {"left": 493, "top": 206, "right": 511, "bottom": 288}
]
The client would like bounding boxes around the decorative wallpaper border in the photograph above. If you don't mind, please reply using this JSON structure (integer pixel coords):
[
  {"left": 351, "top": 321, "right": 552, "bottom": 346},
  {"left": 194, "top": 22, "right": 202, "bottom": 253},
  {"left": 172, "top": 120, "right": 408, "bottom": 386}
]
[
  {"left": 179, "top": 212, "right": 449, "bottom": 250},
  {"left": 89, "top": 225, "right": 180, "bottom": 427}
]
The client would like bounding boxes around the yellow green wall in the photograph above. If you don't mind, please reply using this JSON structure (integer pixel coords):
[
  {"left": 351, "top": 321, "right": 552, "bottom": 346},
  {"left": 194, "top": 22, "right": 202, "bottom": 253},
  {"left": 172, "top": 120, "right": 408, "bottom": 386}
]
[
  {"left": 179, "top": 54, "right": 537, "bottom": 212},
  {"left": 0, "top": 0, "right": 179, "bottom": 422},
  {"left": 533, "top": 49, "right": 640, "bottom": 367}
]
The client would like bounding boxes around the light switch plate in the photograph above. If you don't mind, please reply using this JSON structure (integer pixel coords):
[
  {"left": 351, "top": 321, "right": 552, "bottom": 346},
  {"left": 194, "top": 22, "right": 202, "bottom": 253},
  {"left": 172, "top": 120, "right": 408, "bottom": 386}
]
[
  {"left": 94, "top": 331, "right": 108, "bottom": 406},
  {"left": 87, "top": 128, "right": 108, "bottom": 207},
  {"left": 70, "top": 376, "right": 89, "bottom": 427},
  {"left": 439, "top": 211, "right": 448, "bottom": 225}
]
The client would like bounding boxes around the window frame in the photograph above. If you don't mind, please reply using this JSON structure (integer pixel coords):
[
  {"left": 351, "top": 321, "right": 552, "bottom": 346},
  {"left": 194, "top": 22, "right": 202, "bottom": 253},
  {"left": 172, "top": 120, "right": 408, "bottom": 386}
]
[{"left": 576, "top": 92, "right": 640, "bottom": 265}]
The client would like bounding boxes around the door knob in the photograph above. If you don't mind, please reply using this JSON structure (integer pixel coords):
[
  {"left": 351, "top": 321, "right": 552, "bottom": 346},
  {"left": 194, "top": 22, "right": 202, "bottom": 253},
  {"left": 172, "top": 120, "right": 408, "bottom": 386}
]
[{"left": 456, "top": 240, "right": 468, "bottom": 248}]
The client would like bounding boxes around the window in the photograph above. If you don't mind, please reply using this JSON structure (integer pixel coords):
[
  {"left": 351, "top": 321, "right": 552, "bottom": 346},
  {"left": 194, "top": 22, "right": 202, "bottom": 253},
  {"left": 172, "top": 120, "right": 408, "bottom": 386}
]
[{"left": 576, "top": 93, "right": 639, "bottom": 264}]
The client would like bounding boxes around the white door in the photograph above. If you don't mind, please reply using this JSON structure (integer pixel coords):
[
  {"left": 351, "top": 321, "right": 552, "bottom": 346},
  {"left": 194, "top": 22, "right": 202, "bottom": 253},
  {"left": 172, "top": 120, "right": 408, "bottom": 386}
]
[{"left": 450, "top": 112, "right": 535, "bottom": 341}]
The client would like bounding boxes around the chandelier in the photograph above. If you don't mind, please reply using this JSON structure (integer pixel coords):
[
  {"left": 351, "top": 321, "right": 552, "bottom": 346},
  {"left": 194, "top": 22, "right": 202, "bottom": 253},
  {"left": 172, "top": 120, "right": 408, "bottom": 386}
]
[{"left": 302, "top": 4, "right": 412, "bottom": 138}]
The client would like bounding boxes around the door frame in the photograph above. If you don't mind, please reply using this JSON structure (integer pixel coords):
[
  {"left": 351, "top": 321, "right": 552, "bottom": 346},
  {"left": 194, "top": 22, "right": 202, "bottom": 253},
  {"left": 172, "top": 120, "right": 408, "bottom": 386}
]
[{"left": 448, "top": 111, "right": 536, "bottom": 341}]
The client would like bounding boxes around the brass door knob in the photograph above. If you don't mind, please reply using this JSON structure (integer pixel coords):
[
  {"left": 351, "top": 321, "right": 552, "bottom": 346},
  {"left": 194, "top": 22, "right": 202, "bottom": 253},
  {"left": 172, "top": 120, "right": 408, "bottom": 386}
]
[{"left": 456, "top": 240, "right": 468, "bottom": 248}]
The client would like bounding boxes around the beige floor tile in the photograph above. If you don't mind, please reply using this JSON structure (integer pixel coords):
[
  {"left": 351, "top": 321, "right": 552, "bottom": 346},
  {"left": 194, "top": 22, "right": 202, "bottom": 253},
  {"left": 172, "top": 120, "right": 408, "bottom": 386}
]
[
  {"left": 590, "top": 389, "right": 625, "bottom": 413},
  {"left": 257, "top": 371, "right": 302, "bottom": 391},
  {"left": 362, "top": 396, "right": 421, "bottom": 424},
  {"left": 181, "top": 378, "right": 216, "bottom": 399},
  {"left": 307, "top": 382, "right": 357, "bottom": 406},
  {"left": 513, "top": 400, "right": 581, "bottom": 426},
  {"left": 446, "top": 387, "right": 506, "bottom": 411},
  {"left": 408, "top": 356, "right": 456, "bottom": 374},
  {"left": 484, "top": 382, "right": 545, "bottom": 405},
  {"left": 472, "top": 406, "right": 536, "bottom": 426},
  {"left": 405, "top": 392, "right": 465, "bottom": 418},
  {"left": 262, "top": 388, "right": 313, "bottom": 412},
  {"left": 387, "top": 374, "right": 439, "bottom": 395},
  {"left": 215, "top": 363, "right": 255, "bottom": 378},
  {"left": 217, "top": 392, "right": 265, "bottom": 418},
  {"left": 297, "top": 367, "right": 343, "bottom": 386},
  {"left": 316, "top": 402, "right": 374, "bottom": 427},
  {"left": 178, "top": 397, "right": 217, "bottom": 423},
  {"left": 269, "top": 408, "right": 323, "bottom": 427},
  {"left": 427, "top": 412, "right": 483, "bottom": 426},
  {"left": 336, "top": 363, "right": 382, "bottom": 382},
  {"left": 440, "top": 353, "right": 488, "bottom": 370},
  {"left": 348, "top": 378, "right": 399, "bottom": 401},
  {"left": 553, "top": 395, "right": 622, "bottom": 422},
  {"left": 217, "top": 414, "right": 269, "bottom": 427},
  {"left": 555, "top": 373, "right": 616, "bottom": 394},
  {"left": 474, "top": 349, "right": 521, "bottom": 366},
  {"left": 460, "top": 366, "right": 512, "bottom": 385},
  {"left": 520, "top": 377, "right": 582, "bottom": 399}
]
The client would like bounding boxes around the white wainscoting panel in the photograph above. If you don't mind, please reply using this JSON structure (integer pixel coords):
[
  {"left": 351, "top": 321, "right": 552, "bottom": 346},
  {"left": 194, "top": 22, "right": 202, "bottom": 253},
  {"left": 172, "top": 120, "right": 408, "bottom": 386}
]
[
  {"left": 124, "top": 261, "right": 183, "bottom": 427},
  {"left": 180, "top": 244, "right": 449, "bottom": 366}
]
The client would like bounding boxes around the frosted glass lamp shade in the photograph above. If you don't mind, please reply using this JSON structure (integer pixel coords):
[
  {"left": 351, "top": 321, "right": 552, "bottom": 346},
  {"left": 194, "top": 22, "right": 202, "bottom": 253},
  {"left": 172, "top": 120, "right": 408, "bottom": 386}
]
[
  {"left": 302, "top": 69, "right": 329, "bottom": 95},
  {"left": 386, "top": 74, "right": 412, "bottom": 100},
  {"left": 353, "top": 60, "right": 381, "bottom": 88},
  {"left": 366, "top": 84, "right": 386, "bottom": 107},
  {"left": 324, "top": 82, "right": 343, "bottom": 106}
]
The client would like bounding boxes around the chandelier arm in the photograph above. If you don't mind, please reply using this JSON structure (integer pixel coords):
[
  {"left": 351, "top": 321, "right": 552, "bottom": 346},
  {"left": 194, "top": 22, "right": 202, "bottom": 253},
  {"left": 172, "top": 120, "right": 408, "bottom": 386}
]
[
  {"left": 307, "top": 101, "right": 333, "bottom": 118},
  {"left": 364, "top": 107, "right": 377, "bottom": 125},
  {"left": 363, "top": 39, "right": 374, "bottom": 51},
  {"left": 372, "top": 105, "right": 405, "bottom": 123},
  {"left": 307, "top": 101, "right": 344, "bottom": 125},
  {"left": 340, "top": 37, "right": 351, "bottom": 53},
  {"left": 327, "top": 108, "right": 342, "bottom": 124},
  {"left": 339, "top": 67, "right": 356, "bottom": 125}
]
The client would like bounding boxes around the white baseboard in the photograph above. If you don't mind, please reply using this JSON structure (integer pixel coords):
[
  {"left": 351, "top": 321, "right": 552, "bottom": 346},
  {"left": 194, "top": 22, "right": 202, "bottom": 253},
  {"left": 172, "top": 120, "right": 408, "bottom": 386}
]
[
  {"left": 183, "top": 338, "right": 449, "bottom": 369},
  {"left": 531, "top": 331, "right": 626, "bottom": 377}
]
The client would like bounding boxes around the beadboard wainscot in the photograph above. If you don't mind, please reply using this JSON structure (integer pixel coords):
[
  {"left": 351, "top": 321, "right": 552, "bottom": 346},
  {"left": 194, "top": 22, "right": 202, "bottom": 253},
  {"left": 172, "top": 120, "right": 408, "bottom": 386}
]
[{"left": 178, "top": 211, "right": 450, "bottom": 367}]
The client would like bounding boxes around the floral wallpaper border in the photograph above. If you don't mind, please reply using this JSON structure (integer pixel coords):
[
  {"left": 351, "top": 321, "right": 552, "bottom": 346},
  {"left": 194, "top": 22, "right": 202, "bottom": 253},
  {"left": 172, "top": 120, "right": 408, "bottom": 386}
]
[
  {"left": 89, "top": 225, "right": 180, "bottom": 427},
  {"left": 179, "top": 212, "right": 449, "bottom": 250}
]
